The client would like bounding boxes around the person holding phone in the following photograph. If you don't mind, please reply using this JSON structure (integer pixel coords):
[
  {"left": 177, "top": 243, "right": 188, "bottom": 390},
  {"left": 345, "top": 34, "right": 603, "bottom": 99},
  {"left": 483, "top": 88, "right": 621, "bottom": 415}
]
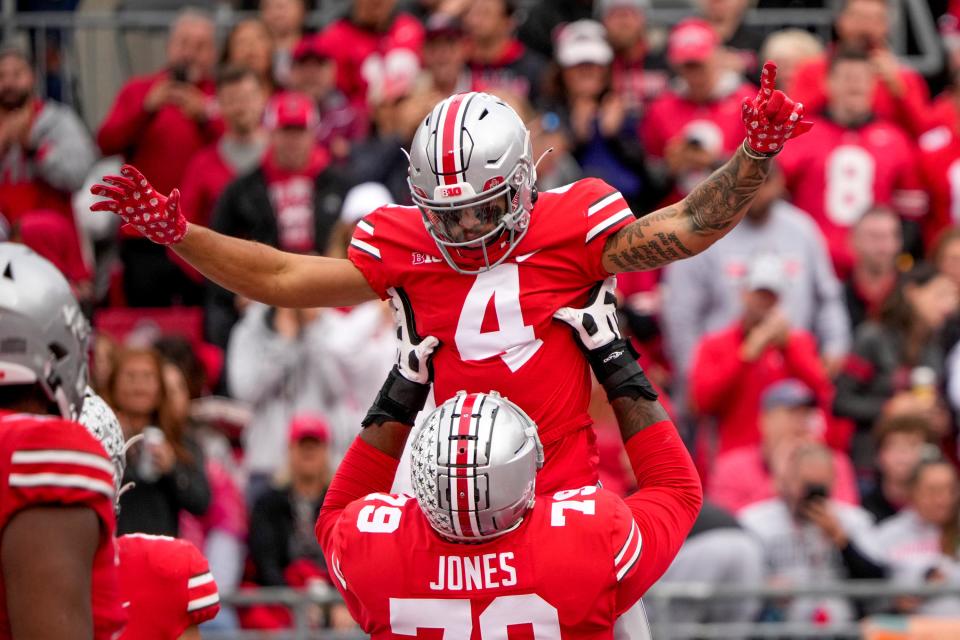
[
  {"left": 738, "top": 443, "right": 885, "bottom": 624},
  {"left": 97, "top": 8, "right": 222, "bottom": 307}
]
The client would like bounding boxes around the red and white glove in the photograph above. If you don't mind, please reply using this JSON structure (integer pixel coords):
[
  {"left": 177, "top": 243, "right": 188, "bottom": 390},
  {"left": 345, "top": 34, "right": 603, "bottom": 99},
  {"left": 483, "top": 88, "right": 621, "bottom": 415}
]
[
  {"left": 90, "top": 164, "right": 187, "bottom": 245},
  {"left": 741, "top": 61, "right": 813, "bottom": 156}
]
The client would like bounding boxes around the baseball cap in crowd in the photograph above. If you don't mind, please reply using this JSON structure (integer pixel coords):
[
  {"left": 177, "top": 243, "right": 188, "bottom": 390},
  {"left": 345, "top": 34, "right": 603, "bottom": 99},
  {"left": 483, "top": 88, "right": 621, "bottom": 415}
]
[
  {"left": 555, "top": 20, "right": 614, "bottom": 68},
  {"left": 746, "top": 253, "right": 786, "bottom": 296},
  {"left": 425, "top": 13, "right": 464, "bottom": 40},
  {"left": 594, "top": 0, "right": 650, "bottom": 18},
  {"left": 264, "top": 92, "right": 319, "bottom": 130},
  {"left": 761, "top": 379, "right": 817, "bottom": 413},
  {"left": 292, "top": 35, "right": 332, "bottom": 63},
  {"left": 341, "top": 182, "right": 394, "bottom": 225},
  {"left": 289, "top": 414, "right": 330, "bottom": 445},
  {"left": 668, "top": 18, "right": 719, "bottom": 66}
]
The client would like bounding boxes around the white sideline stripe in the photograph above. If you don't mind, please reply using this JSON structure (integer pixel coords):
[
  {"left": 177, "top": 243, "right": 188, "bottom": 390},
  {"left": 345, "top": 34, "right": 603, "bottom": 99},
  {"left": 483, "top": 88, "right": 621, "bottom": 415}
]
[
  {"left": 615, "top": 521, "right": 638, "bottom": 565},
  {"left": 350, "top": 238, "right": 381, "bottom": 258},
  {"left": 588, "top": 192, "right": 622, "bottom": 216},
  {"left": 12, "top": 450, "right": 114, "bottom": 475},
  {"left": 616, "top": 532, "right": 643, "bottom": 581},
  {"left": 586, "top": 209, "right": 633, "bottom": 242},
  {"left": 357, "top": 220, "right": 374, "bottom": 235},
  {"left": 188, "top": 573, "right": 215, "bottom": 589},
  {"left": 8, "top": 473, "right": 113, "bottom": 498},
  {"left": 187, "top": 593, "right": 220, "bottom": 612}
]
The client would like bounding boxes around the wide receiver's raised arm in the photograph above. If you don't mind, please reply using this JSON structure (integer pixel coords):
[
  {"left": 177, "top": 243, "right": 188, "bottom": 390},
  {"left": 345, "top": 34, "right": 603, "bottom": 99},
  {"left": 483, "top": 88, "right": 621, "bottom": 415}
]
[
  {"left": 172, "top": 225, "right": 377, "bottom": 307},
  {"left": 90, "top": 165, "right": 378, "bottom": 308},
  {"left": 601, "top": 62, "right": 812, "bottom": 274}
]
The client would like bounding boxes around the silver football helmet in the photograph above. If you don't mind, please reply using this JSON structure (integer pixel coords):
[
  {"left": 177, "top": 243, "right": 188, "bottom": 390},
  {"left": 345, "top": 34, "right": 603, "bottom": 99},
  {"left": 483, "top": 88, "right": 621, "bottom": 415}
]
[
  {"left": 411, "top": 390, "right": 544, "bottom": 542},
  {"left": 0, "top": 243, "right": 89, "bottom": 420},
  {"left": 407, "top": 92, "right": 536, "bottom": 274},
  {"left": 78, "top": 386, "right": 128, "bottom": 503}
]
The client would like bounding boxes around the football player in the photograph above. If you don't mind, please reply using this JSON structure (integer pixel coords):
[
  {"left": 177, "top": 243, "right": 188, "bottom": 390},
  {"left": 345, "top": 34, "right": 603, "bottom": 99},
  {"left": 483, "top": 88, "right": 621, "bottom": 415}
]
[
  {"left": 0, "top": 243, "right": 125, "bottom": 639},
  {"left": 314, "top": 277, "right": 701, "bottom": 636},
  {"left": 116, "top": 534, "right": 220, "bottom": 640},
  {"left": 78, "top": 371, "right": 221, "bottom": 640},
  {"left": 90, "top": 62, "right": 809, "bottom": 492}
]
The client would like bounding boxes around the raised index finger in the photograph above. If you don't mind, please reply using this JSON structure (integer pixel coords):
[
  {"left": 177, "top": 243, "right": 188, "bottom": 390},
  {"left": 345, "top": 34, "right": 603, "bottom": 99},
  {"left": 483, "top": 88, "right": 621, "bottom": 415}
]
[{"left": 758, "top": 60, "right": 778, "bottom": 102}]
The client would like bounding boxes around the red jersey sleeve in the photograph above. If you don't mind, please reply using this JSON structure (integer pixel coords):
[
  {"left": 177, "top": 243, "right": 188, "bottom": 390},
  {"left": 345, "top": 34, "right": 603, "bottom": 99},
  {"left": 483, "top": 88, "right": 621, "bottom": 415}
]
[
  {"left": 183, "top": 540, "right": 220, "bottom": 626},
  {"left": 574, "top": 178, "right": 636, "bottom": 281},
  {"left": 617, "top": 420, "right": 703, "bottom": 611},
  {"left": 347, "top": 207, "right": 395, "bottom": 300},
  {"left": 0, "top": 417, "right": 116, "bottom": 530}
]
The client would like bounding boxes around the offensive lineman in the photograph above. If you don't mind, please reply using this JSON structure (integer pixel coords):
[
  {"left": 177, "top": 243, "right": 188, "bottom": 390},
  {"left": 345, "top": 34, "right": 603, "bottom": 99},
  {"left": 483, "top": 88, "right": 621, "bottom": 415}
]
[
  {"left": 0, "top": 244, "right": 125, "bottom": 639},
  {"left": 315, "top": 278, "right": 701, "bottom": 637},
  {"left": 79, "top": 391, "right": 221, "bottom": 640},
  {"left": 90, "top": 62, "right": 810, "bottom": 492}
]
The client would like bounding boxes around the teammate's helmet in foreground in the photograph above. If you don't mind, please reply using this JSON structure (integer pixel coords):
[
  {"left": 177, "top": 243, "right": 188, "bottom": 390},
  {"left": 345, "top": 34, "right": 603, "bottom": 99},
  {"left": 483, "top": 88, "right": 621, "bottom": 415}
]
[
  {"left": 79, "top": 387, "right": 128, "bottom": 501},
  {"left": 0, "top": 243, "right": 89, "bottom": 419},
  {"left": 411, "top": 390, "right": 544, "bottom": 542},
  {"left": 407, "top": 92, "right": 536, "bottom": 274}
]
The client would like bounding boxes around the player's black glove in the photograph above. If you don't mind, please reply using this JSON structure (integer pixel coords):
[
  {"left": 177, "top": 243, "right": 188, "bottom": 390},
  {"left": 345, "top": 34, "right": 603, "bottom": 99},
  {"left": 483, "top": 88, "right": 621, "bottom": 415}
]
[
  {"left": 553, "top": 277, "right": 658, "bottom": 402},
  {"left": 362, "top": 287, "right": 439, "bottom": 427}
]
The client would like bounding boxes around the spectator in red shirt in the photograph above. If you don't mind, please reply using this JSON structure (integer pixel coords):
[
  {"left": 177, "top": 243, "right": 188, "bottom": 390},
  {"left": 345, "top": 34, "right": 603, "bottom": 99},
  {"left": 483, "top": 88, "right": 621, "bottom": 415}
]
[
  {"left": 205, "top": 92, "right": 347, "bottom": 348},
  {"left": 0, "top": 47, "right": 94, "bottom": 285},
  {"left": 464, "top": 0, "right": 548, "bottom": 105},
  {"left": 595, "top": 0, "right": 669, "bottom": 115},
  {"left": 320, "top": 0, "right": 424, "bottom": 109},
  {"left": 260, "top": 0, "right": 308, "bottom": 87},
  {"left": 709, "top": 379, "right": 860, "bottom": 514},
  {"left": 180, "top": 66, "right": 268, "bottom": 230},
  {"left": 778, "top": 49, "right": 926, "bottom": 276},
  {"left": 222, "top": 18, "right": 277, "bottom": 91},
  {"left": 787, "top": 0, "right": 931, "bottom": 138},
  {"left": 689, "top": 254, "right": 835, "bottom": 455},
  {"left": 842, "top": 206, "right": 903, "bottom": 332},
  {"left": 97, "top": 8, "right": 220, "bottom": 307},
  {"left": 641, "top": 18, "right": 754, "bottom": 189},
  {"left": 288, "top": 36, "right": 365, "bottom": 164}
]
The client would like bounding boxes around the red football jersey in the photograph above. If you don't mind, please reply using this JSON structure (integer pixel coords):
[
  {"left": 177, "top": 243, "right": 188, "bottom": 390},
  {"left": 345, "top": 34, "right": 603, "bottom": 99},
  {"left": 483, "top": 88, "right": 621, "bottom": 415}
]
[
  {"left": 117, "top": 534, "right": 220, "bottom": 640},
  {"left": 324, "top": 486, "right": 645, "bottom": 639},
  {"left": 918, "top": 125, "right": 960, "bottom": 249},
  {"left": 0, "top": 411, "right": 125, "bottom": 640},
  {"left": 777, "top": 116, "right": 926, "bottom": 274},
  {"left": 640, "top": 83, "right": 756, "bottom": 160},
  {"left": 347, "top": 179, "right": 634, "bottom": 451}
]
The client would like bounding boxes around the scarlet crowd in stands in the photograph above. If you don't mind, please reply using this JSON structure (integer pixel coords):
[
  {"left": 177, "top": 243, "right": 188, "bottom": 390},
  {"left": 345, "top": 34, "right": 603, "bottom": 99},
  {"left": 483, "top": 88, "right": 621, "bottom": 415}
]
[{"left": 5, "top": 0, "right": 960, "bottom": 632}]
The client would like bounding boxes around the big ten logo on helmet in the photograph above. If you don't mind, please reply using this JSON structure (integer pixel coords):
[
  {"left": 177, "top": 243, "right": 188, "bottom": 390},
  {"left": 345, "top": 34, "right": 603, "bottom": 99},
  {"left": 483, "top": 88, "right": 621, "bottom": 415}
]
[
  {"left": 439, "top": 186, "right": 463, "bottom": 198},
  {"left": 412, "top": 252, "right": 443, "bottom": 265}
]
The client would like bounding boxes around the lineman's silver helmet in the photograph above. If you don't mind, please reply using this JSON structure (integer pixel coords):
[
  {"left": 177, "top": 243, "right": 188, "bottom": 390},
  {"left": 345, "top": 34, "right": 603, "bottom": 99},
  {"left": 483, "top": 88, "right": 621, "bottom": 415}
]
[
  {"left": 411, "top": 390, "right": 543, "bottom": 542},
  {"left": 0, "top": 243, "right": 89, "bottom": 419},
  {"left": 408, "top": 92, "right": 536, "bottom": 274}
]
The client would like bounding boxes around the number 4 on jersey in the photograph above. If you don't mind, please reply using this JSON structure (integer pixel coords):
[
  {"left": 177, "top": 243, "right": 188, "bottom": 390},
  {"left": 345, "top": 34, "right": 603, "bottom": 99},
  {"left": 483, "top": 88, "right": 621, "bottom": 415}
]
[{"left": 455, "top": 264, "right": 543, "bottom": 372}]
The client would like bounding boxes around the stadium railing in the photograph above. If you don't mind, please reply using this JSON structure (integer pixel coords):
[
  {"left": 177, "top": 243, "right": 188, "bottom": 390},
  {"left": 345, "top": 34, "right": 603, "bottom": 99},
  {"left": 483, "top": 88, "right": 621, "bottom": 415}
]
[{"left": 205, "top": 580, "right": 960, "bottom": 639}]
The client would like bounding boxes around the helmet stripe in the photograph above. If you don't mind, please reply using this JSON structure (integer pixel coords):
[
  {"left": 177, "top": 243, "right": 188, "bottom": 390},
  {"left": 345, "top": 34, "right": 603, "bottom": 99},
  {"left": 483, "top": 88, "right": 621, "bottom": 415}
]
[
  {"left": 453, "top": 392, "right": 478, "bottom": 537},
  {"left": 440, "top": 93, "right": 467, "bottom": 186}
]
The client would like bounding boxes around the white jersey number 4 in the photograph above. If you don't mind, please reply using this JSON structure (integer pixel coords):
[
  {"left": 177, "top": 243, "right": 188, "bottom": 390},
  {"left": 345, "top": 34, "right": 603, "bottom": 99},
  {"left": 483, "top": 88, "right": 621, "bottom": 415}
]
[{"left": 455, "top": 264, "right": 543, "bottom": 372}]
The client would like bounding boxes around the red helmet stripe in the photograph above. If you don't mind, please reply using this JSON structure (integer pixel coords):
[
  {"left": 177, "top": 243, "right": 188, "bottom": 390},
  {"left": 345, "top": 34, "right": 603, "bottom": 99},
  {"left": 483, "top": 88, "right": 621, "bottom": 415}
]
[
  {"left": 453, "top": 393, "right": 478, "bottom": 537},
  {"left": 440, "top": 93, "right": 467, "bottom": 186}
]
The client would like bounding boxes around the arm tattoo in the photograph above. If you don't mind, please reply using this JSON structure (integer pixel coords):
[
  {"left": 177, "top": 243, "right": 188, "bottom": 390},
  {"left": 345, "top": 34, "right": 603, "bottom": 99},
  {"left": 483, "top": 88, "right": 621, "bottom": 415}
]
[
  {"left": 602, "top": 147, "right": 771, "bottom": 271},
  {"left": 611, "top": 396, "right": 671, "bottom": 442},
  {"left": 684, "top": 146, "right": 770, "bottom": 234}
]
